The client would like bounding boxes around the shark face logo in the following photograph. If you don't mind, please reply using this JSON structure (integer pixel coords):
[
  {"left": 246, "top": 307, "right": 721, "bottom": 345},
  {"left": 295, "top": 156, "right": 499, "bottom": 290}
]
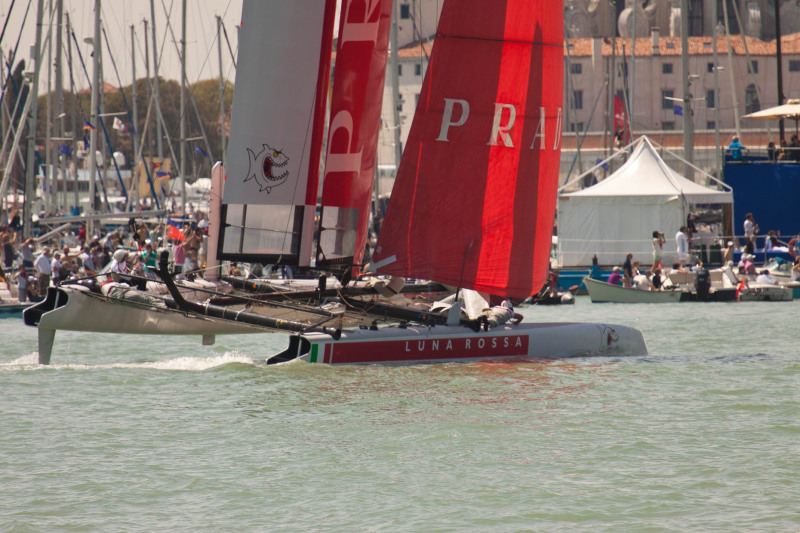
[{"left": 244, "top": 144, "right": 290, "bottom": 193}]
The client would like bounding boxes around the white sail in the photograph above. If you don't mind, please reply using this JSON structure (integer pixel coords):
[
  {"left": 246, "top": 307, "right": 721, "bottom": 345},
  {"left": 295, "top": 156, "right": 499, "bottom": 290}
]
[{"left": 220, "top": 0, "right": 335, "bottom": 264}]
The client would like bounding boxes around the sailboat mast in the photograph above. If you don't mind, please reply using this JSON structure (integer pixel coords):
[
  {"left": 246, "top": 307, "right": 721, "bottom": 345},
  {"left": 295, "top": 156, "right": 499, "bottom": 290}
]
[
  {"left": 607, "top": 32, "right": 616, "bottom": 158},
  {"left": 149, "top": 0, "right": 163, "bottom": 161},
  {"left": 681, "top": 0, "right": 694, "bottom": 174},
  {"left": 630, "top": 0, "right": 636, "bottom": 137},
  {"left": 55, "top": 0, "right": 65, "bottom": 213},
  {"left": 389, "top": 3, "right": 402, "bottom": 173},
  {"left": 775, "top": 0, "right": 785, "bottom": 142},
  {"left": 712, "top": 0, "right": 721, "bottom": 178},
  {"left": 216, "top": 16, "right": 226, "bottom": 171},
  {"left": 66, "top": 11, "right": 78, "bottom": 211},
  {"left": 130, "top": 24, "right": 139, "bottom": 207},
  {"left": 721, "top": 0, "right": 741, "bottom": 137},
  {"left": 179, "top": 0, "right": 187, "bottom": 213},
  {"left": 23, "top": 0, "right": 45, "bottom": 239},
  {"left": 45, "top": 0, "right": 53, "bottom": 214}
]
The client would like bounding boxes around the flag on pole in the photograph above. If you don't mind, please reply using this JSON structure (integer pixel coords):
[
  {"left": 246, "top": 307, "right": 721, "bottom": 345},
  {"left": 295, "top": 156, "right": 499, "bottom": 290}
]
[
  {"left": 613, "top": 95, "right": 630, "bottom": 145},
  {"left": 673, "top": 104, "right": 683, "bottom": 116},
  {"left": 59, "top": 144, "right": 73, "bottom": 157},
  {"left": 195, "top": 144, "right": 208, "bottom": 157},
  {"left": 152, "top": 161, "right": 163, "bottom": 169},
  {"left": 83, "top": 119, "right": 96, "bottom": 130},
  {"left": 112, "top": 117, "right": 127, "bottom": 132},
  {"left": 167, "top": 224, "right": 184, "bottom": 241},
  {"left": 156, "top": 171, "right": 170, "bottom": 178},
  {"left": 83, "top": 135, "right": 89, "bottom": 150}
]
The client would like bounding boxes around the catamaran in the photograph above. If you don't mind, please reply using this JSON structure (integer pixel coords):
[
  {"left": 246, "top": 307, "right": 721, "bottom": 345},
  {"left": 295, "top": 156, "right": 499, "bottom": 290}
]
[
  {"left": 257, "top": 0, "right": 647, "bottom": 363},
  {"left": 26, "top": 0, "right": 647, "bottom": 365}
]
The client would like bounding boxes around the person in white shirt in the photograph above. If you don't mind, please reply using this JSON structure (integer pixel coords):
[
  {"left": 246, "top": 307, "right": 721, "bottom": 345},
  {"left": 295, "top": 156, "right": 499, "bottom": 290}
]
[
  {"left": 34, "top": 248, "right": 52, "bottom": 293},
  {"left": 743, "top": 213, "right": 759, "bottom": 240},
  {"left": 50, "top": 252, "right": 63, "bottom": 285},
  {"left": 109, "top": 249, "right": 130, "bottom": 280},
  {"left": 675, "top": 226, "right": 689, "bottom": 266},
  {"left": 755, "top": 269, "right": 777, "bottom": 285}
]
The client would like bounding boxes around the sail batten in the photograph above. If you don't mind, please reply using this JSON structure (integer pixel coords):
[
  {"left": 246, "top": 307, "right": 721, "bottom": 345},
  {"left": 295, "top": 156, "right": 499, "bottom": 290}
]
[{"left": 372, "top": 0, "right": 563, "bottom": 300}]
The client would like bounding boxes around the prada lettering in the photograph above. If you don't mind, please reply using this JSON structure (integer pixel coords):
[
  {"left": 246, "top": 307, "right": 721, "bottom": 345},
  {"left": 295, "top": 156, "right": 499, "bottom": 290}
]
[{"left": 437, "top": 98, "right": 562, "bottom": 150}]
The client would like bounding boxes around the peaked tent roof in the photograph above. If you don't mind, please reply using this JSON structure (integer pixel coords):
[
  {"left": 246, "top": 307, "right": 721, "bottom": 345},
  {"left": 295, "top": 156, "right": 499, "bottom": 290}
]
[{"left": 562, "top": 136, "right": 732, "bottom": 204}]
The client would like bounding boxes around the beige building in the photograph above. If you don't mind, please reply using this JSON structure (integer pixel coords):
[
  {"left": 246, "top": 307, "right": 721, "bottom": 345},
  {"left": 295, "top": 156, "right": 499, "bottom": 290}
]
[{"left": 378, "top": 1, "right": 800, "bottom": 183}]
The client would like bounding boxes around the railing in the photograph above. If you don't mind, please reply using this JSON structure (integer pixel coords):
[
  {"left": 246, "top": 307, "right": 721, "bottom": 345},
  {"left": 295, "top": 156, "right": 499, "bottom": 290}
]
[{"left": 725, "top": 147, "right": 800, "bottom": 163}]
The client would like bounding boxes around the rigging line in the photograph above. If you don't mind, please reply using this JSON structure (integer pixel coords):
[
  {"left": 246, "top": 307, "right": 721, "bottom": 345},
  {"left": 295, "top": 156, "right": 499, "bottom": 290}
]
[
  {"left": 0, "top": 0, "right": 33, "bottom": 110},
  {"left": 221, "top": 19, "right": 236, "bottom": 69},
  {"left": 0, "top": 0, "right": 18, "bottom": 51}
]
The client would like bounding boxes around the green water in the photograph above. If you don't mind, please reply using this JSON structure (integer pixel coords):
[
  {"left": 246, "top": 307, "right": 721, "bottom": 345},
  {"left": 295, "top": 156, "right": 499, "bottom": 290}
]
[{"left": 2, "top": 298, "right": 799, "bottom": 532}]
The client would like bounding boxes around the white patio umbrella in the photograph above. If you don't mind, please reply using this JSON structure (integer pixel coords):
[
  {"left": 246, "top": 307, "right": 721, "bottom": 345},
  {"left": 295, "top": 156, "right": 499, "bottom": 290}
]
[{"left": 743, "top": 99, "right": 800, "bottom": 135}]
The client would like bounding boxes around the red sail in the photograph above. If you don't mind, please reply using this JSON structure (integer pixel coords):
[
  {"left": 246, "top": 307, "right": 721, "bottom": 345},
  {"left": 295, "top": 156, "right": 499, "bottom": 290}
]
[
  {"left": 371, "top": 0, "right": 563, "bottom": 300},
  {"left": 317, "top": 0, "right": 393, "bottom": 270}
]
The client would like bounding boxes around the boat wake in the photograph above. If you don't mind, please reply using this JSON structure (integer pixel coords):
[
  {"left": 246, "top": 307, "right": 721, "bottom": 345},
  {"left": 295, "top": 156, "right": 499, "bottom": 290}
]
[{"left": 0, "top": 352, "right": 257, "bottom": 372}]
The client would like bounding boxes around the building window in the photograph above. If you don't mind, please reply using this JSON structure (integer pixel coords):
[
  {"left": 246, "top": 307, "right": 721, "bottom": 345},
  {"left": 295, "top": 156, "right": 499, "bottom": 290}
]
[
  {"left": 414, "top": 63, "right": 422, "bottom": 76},
  {"left": 662, "top": 121, "right": 675, "bottom": 130},
  {"left": 398, "top": 64, "right": 402, "bottom": 76},
  {"left": 662, "top": 90, "right": 674, "bottom": 109},
  {"left": 745, "top": 83, "right": 760, "bottom": 114},
  {"left": 707, "top": 121, "right": 716, "bottom": 129},
  {"left": 662, "top": 63, "right": 673, "bottom": 74},
  {"left": 569, "top": 122, "right": 584, "bottom": 132},
  {"left": 750, "top": 60, "right": 758, "bottom": 74},
  {"left": 572, "top": 90, "right": 583, "bottom": 110},
  {"left": 790, "top": 60, "right": 800, "bottom": 72},
  {"left": 400, "top": 4, "right": 410, "bottom": 19},
  {"left": 707, "top": 89, "right": 715, "bottom": 109},
  {"left": 570, "top": 63, "right": 582, "bottom": 74},
  {"left": 707, "top": 62, "right": 714, "bottom": 73}
]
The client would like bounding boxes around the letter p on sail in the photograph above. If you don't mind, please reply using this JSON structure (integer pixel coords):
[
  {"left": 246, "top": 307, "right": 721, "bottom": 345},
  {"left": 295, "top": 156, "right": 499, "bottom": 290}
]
[
  {"left": 325, "top": 111, "right": 363, "bottom": 174},
  {"left": 436, "top": 98, "right": 470, "bottom": 141}
]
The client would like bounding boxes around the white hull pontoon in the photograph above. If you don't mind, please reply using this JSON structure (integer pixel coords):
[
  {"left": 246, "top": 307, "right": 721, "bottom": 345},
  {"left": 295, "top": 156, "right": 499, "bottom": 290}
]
[
  {"left": 268, "top": 321, "right": 648, "bottom": 365},
  {"left": 25, "top": 285, "right": 264, "bottom": 364}
]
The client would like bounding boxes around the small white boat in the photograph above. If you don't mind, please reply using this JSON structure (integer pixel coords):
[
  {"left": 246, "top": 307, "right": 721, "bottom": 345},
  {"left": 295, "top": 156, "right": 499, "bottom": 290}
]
[
  {"left": 737, "top": 283, "right": 793, "bottom": 301},
  {"left": 584, "top": 277, "right": 684, "bottom": 303}
]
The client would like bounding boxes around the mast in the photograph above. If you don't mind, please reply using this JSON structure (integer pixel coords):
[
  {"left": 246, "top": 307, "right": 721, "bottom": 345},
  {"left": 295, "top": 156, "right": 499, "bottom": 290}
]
[
  {"left": 216, "top": 15, "right": 226, "bottom": 170},
  {"left": 721, "top": 0, "right": 741, "bottom": 137},
  {"left": 23, "top": 0, "right": 45, "bottom": 239},
  {"left": 66, "top": 11, "right": 78, "bottom": 211},
  {"left": 389, "top": 3, "right": 402, "bottom": 173},
  {"left": 630, "top": 0, "right": 636, "bottom": 137},
  {"left": 179, "top": 0, "right": 187, "bottom": 213},
  {"left": 87, "top": 0, "right": 101, "bottom": 226},
  {"left": 712, "top": 0, "right": 721, "bottom": 178},
  {"left": 149, "top": 0, "right": 163, "bottom": 161},
  {"left": 775, "top": 0, "right": 785, "bottom": 142},
  {"left": 55, "top": 0, "right": 65, "bottom": 213},
  {"left": 131, "top": 24, "right": 139, "bottom": 207},
  {"left": 45, "top": 0, "right": 53, "bottom": 214},
  {"left": 143, "top": 18, "right": 149, "bottom": 167},
  {"left": 607, "top": 27, "right": 616, "bottom": 158},
  {"left": 680, "top": 0, "right": 694, "bottom": 175}
]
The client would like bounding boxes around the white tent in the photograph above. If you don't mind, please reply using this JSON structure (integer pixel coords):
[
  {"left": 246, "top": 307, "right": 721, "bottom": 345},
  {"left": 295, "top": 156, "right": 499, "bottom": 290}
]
[{"left": 556, "top": 136, "right": 733, "bottom": 268}]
